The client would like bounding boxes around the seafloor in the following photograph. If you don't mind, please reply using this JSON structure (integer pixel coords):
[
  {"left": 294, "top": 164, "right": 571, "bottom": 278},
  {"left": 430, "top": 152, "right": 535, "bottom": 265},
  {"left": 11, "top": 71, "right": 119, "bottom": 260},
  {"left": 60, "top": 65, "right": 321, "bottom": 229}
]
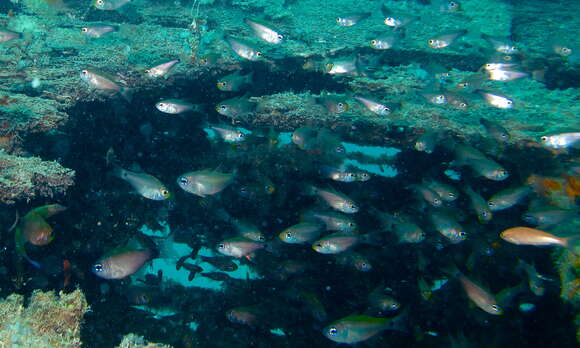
[{"left": 0, "top": 0, "right": 578, "bottom": 347}]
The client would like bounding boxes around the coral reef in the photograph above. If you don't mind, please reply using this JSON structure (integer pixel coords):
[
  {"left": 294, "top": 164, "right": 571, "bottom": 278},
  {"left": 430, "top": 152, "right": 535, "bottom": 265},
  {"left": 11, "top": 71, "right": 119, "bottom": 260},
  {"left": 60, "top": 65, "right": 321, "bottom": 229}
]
[{"left": 0, "top": 289, "right": 89, "bottom": 347}]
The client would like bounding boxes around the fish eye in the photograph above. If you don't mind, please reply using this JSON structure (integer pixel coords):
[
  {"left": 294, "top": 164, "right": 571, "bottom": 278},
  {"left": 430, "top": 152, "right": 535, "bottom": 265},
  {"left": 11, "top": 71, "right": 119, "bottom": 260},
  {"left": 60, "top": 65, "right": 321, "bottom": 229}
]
[
  {"left": 258, "top": 235, "right": 265, "bottom": 242},
  {"left": 540, "top": 136, "right": 548, "bottom": 141},
  {"left": 391, "top": 302, "right": 400, "bottom": 309},
  {"left": 348, "top": 222, "right": 355, "bottom": 227},
  {"left": 459, "top": 102, "right": 467, "bottom": 108},
  {"left": 428, "top": 39, "right": 435, "bottom": 44},
  {"left": 336, "top": 18, "right": 341, "bottom": 22},
  {"left": 161, "top": 189, "right": 169, "bottom": 196},
  {"left": 220, "top": 105, "right": 227, "bottom": 110},
  {"left": 157, "top": 102, "right": 165, "bottom": 108},
  {"left": 501, "top": 133, "right": 508, "bottom": 139},
  {"left": 179, "top": 177, "right": 189, "bottom": 185},
  {"left": 448, "top": 192, "right": 456, "bottom": 198},
  {"left": 93, "top": 263, "right": 103, "bottom": 272},
  {"left": 96, "top": 0, "right": 104, "bottom": 4},
  {"left": 81, "top": 70, "right": 88, "bottom": 75},
  {"left": 286, "top": 232, "right": 293, "bottom": 239},
  {"left": 371, "top": 40, "right": 377, "bottom": 45},
  {"left": 277, "top": 34, "right": 284, "bottom": 40},
  {"left": 459, "top": 231, "right": 467, "bottom": 236},
  {"left": 433, "top": 198, "right": 441, "bottom": 205},
  {"left": 506, "top": 100, "right": 513, "bottom": 105},
  {"left": 256, "top": 51, "right": 262, "bottom": 57},
  {"left": 490, "top": 304, "right": 501, "bottom": 312},
  {"left": 328, "top": 327, "right": 338, "bottom": 336},
  {"left": 481, "top": 211, "right": 488, "bottom": 217},
  {"left": 238, "top": 133, "right": 245, "bottom": 138},
  {"left": 81, "top": 27, "right": 88, "bottom": 32},
  {"left": 218, "top": 243, "right": 225, "bottom": 249},
  {"left": 449, "top": 1, "right": 458, "bottom": 7},
  {"left": 561, "top": 47, "right": 572, "bottom": 54}
]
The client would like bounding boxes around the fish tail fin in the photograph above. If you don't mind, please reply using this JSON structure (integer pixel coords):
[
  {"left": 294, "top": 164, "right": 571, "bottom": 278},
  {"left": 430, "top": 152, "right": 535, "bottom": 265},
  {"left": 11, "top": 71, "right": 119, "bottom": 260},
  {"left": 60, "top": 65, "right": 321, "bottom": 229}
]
[{"left": 14, "top": 227, "right": 41, "bottom": 268}]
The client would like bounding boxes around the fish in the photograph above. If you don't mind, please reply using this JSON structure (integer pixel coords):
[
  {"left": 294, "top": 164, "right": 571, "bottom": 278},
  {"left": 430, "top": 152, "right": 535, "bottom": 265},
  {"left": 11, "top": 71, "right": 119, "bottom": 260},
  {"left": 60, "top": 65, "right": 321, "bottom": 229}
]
[
  {"left": 200, "top": 256, "right": 238, "bottom": 272},
  {"left": 481, "top": 34, "right": 519, "bottom": 55},
  {"left": 430, "top": 210, "right": 467, "bottom": 243},
  {"left": 463, "top": 185, "right": 492, "bottom": 223},
  {"left": 112, "top": 165, "right": 170, "bottom": 200},
  {"left": 224, "top": 36, "right": 263, "bottom": 61},
  {"left": 393, "top": 221, "right": 425, "bottom": 244},
  {"left": 522, "top": 208, "right": 575, "bottom": 227},
  {"left": 226, "top": 305, "right": 260, "bottom": 326},
  {"left": 155, "top": 99, "right": 197, "bottom": 114},
  {"left": 470, "top": 158, "right": 509, "bottom": 181},
  {"left": 216, "top": 237, "right": 265, "bottom": 258},
  {"left": 478, "top": 90, "right": 514, "bottom": 108},
  {"left": 198, "top": 52, "right": 221, "bottom": 66},
  {"left": 316, "top": 95, "right": 350, "bottom": 114},
  {"left": 368, "top": 285, "right": 401, "bottom": 312},
  {"left": 415, "top": 130, "right": 444, "bottom": 154},
  {"left": 550, "top": 41, "right": 573, "bottom": 57},
  {"left": 145, "top": 59, "right": 180, "bottom": 78},
  {"left": 201, "top": 272, "right": 232, "bottom": 281},
  {"left": 301, "top": 210, "right": 357, "bottom": 232},
  {"left": 0, "top": 29, "right": 22, "bottom": 42},
  {"left": 425, "top": 180, "right": 458, "bottom": 202},
  {"left": 428, "top": 30, "right": 467, "bottom": 49},
  {"left": 215, "top": 95, "right": 255, "bottom": 120},
  {"left": 517, "top": 260, "right": 546, "bottom": 296},
  {"left": 92, "top": 0, "right": 133, "bottom": 11},
  {"left": 444, "top": 92, "right": 470, "bottom": 110},
  {"left": 323, "top": 315, "right": 398, "bottom": 343},
  {"left": 381, "top": 5, "right": 417, "bottom": 28},
  {"left": 15, "top": 204, "right": 67, "bottom": 268},
  {"left": 279, "top": 222, "right": 324, "bottom": 244},
  {"left": 244, "top": 18, "right": 283, "bottom": 44},
  {"left": 480, "top": 118, "right": 511, "bottom": 142},
  {"left": 449, "top": 268, "right": 503, "bottom": 315},
  {"left": 369, "top": 33, "right": 398, "bottom": 50},
  {"left": 291, "top": 126, "right": 318, "bottom": 150},
  {"left": 324, "top": 57, "right": 360, "bottom": 75},
  {"left": 484, "top": 65, "right": 528, "bottom": 81},
  {"left": 320, "top": 165, "right": 357, "bottom": 183},
  {"left": 216, "top": 71, "right": 253, "bottom": 92},
  {"left": 354, "top": 96, "right": 391, "bottom": 116},
  {"left": 312, "top": 233, "right": 362, "bottom": 254},
  {"left": 540, "top": 132, "right": 580, "bottom": 149},
  {"left": 500, "top": 227, "right": 579, "bottom": 251},
  {"left": 93, "top": 247, "right": 153, "bottom": 279},
  {"left": 81, "top": 25, "right": 117, "bottom": 38},
  {"left": 209, "top": 125, "right": 246, "bottom": 142},
  {"left": 487, "top": 186, "right": 530, "bottom": 211},
  {"left": 336, "top": 13, "right": 371, "bottom": 27},
  {"left": 177, "top": 169, "right": 235, "bottom": 197},
  {"left": 336, "top": 251, "right": 372, "bottom": 272},
  {"left": 410, "top": 184, "right": 443, "bottom": 207},
  {"left": 80, "top": 68, "right": 131, "bottom": 100},
  {"left": 420, "top": 91, "right": 447, "bottom": 105},
  {"left": 310, "top": 186, "right": 359, "bottom": 214},
  {"left": 437, "top": 0, "right": 461, "bottom": 13}
]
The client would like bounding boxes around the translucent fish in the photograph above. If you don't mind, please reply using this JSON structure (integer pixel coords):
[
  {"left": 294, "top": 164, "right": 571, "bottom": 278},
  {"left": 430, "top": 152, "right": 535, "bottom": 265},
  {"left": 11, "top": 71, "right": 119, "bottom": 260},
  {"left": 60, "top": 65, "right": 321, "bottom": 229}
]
[{"left": 244, "top": 18, "right": 283, "bottom": 44}]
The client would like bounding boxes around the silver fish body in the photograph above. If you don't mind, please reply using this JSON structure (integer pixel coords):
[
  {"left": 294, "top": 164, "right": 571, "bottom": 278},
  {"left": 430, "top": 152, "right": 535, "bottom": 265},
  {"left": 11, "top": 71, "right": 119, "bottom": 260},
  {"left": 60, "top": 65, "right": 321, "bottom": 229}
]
[
  {"left": 177, "top": 170, "right": 235, "bottom": 197},
  {"left": 145, "top": 59, "right": 180, "bottom": 78},
  {"left": 244, "top": 18, "right": 283, "bottom": 44},
  {"left": 225, "top": 36, "right": 263, "bottom": 61},
  {"left": 81, "top": 25, "right": 117, "bottom": 38},
  {"left": 540, "top": 132, "right": 580, "bottom": 149},
  {"left": 155, "top": 99, "right": 195, "bottom": 114}
]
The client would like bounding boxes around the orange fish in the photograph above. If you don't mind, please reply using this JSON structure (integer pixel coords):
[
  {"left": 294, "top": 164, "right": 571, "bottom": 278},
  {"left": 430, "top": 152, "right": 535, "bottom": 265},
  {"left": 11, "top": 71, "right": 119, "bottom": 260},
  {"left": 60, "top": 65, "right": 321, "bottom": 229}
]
[{"left": 500, "top": 227, "right": 579, "bottom": 252}]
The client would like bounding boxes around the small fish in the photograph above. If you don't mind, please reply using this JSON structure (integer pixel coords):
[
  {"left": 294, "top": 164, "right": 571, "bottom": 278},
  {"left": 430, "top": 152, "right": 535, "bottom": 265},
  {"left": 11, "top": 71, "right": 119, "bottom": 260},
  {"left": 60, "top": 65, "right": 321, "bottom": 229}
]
[
  {"left": 487, "top": 186, "right": 530, "bottom": 211},
  {"left": 301, "top": 210, "right": 357, "bottom": 232},
  {"left": 485, "top": 66, "right": 528, "bottom": 81},
  {"left": 430, "top": 210, "right": 467, "bottom": 243},
  {"left": 463, "top": 185, "right": 492, "bottom": 223},
  {"left": 226, "top": 305, "right": 260, "bottom": 326},
  {"left": 500, "top": 227, "right": 579, "bottom": 251},
  {"left": 312, "top": 233, "right": 361, "bottom": 254},
  {"left": 215, "top": 95, "right": 255, "bottom": 120},
  {"left": 316, "top": 95, "right": 350, "bottom": 114},
  {"left": 292, "top": 126, "right": 319, "bottom": 150},
  {"left": 480, "top": 118, "right": 511, "bottom": 142},
  {"left": 92, "top": 0, "right": 133, "bottom": 11},
  {"left": 336, "top": 251, "right": 372, "bottom": 272},
  {"left": 410, "top": 184, "right": 443, "bottom": 207},
  {"left": 15, "top": 204, "right": 67, "bottom": 267},
  {"left": 177, "top": 170, "right": 235, "bottom": 197},
  {"left": 368, "top": 285, "right": 401, "bottom": 312},
  {"left": 209, "top": 125, "right": 246, "bottom": 142},
  {"left": 233, "top": 220, "right": 265, "bottom": 242},
  {"left": 478, "top": 90, "right": 514, "bottom": 108},
  {"left": 216, "top": 237, "right": 265, "bottom": 258},
  {"left": 80, "top": 68, "right": 131, "bottom": 99},
  {"left": 0, "top": 29, "right": 22, "bottom": 42},
  {"left": 112, "top": 165, "right": 170, "bottom": 200},
  {"left": 200, "top": 256, "right": 238, "bottom": 272},
  {"left": 517, "top": 260, "right": 546, "bottom": 296},
  {"left": 224, "top": 36, "right": 263, "bottom": 61},
  {"left": 217, "top": 71, "right": 253, "bottom": 92},
  {"left": 354, "top": 96, "right": 391, "bottom": 116},
  {"left": 540, "top": 132, "right": 580, "bottom": 149},
  {"left": 481, "top": 34, "right": 518, "bottom": 55},
  {"left": 198, "top": 52, "right": 221, "bottom": 66},
  {"left": 437, "top": 0, "right": 461, "bottom": 13},
  {"left": 393, "top": 221, "right": 425, "bottom": 244},
  {"left": 420, "top": 91, "right": 447, "bottom": 105},
  {"left": 550, "top": 41, "right": 573, "bottom": 57},
  {"left": 336, "top": 13, "right": 371, "bottom": 27},
  {"left": 425, "top": 181, "right": 458, "bottom": 202},
  {"left": 428, "top": 30, "right": 467, "bottom": 49},
  {"left": 381, "top": 5, "right": 417, "bottom": 28},
  {"left": 370, "top": 33, "right": 398, "bottom": 50},
  {"left": 323, "top": 315, "right": 397, "bottom": 343},
  {"left": 201, "top": 272, "right": 232, "bottom": 281},
  {"left": 145, "top": 59, "right": 180, "bottom": 78},
  {"left": 310, "top": 186, "right": 359, "bottom": 214},
  {"left": 93, "top": 247, "right": 153, "bottom": 279},
  {"left": 324, "top": 57, "right": 360, "bottom": 75},
  {"left": 244, "top": 18, "right": 283, "bottom": 44},
  {"left": 415, "top": 130, "right": 444, "bottom": 154},
  {"left": 522, "top": 208, "right": 575, "bottom": 227},
  {"left": 449, "top": 268, "right": 503, "bottom": 315},
  {"left": 279, "top": 222, "right": 323, "bottom": 244},
  {"left": 444, "top": 92, "right": 470, "bottom": 110},
  {"left": 81, "top": 25, "right": 117, "bottom": 38},
  {"left": 469, "top": 158, "right": 509, "bottom": 181},
  {"left": 320, "top": 165, "right": 358, "bottom": 183},
  {"left": 155, "top": 99, "right": 197, "bottom": 114}
]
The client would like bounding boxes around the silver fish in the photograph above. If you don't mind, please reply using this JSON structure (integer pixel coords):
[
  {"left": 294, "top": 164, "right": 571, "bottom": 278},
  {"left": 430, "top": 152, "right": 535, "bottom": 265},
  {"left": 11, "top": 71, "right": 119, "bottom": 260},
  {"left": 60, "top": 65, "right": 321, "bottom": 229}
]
[
  {"left": 430, "top": 210, "right": 467, "bottom": 243},
  {"left": 210, "top": 125, "right": 246, "bottom": 142},
  {"left": 428, "top": 30, "right": 467, "bottom": 49},
  {"left": 93, "top": 248, "right": 152, "bottom": 279},
  {"left": 92, "top": 0, "right": 133, "bottom": 11},
  {"left": 244, "top": 18, "right": 283, "bottom": 44},
  {"left": 311, "top": 186, "right": 359, "bottom": 214},
  {"left": 145, "top": 59, "right": 180, "bottom": 78},
  {"left": 354, "top": 96, "right": 391, "bottom": 116},
  {"left": 336, "top": 13, "right": 371, "bottom": 27},
  {"left": 224, "top": 36, "right": 263, "bottom": 61},
  {"left": 177, "top": 170, "right": 235, "bottom": 197},
  {"left": 113, "top": 166, "right": 171, "bottom": 200},
  {"left": 279, "top": 222, "right": 323, "bottom": 244},
  {"left": 540, "top": 132, "right": 580, "bottom": 149},
  {"left": 216, "top": 237, "right": 264, "bottom": 258},
  {"left": 481, "top": 34, "right": 519, "bottom": 55},
  {"left": 370, "top": 34, "right": 398, "bottom": 50},
  {"left": 81, "top": 25, "right": 117, "bottom": 38},
  {"left": 217, "top": 71, "right": 253, "bottom": 92},
  {"left": 155, "top": 99, "right": 196, "bottom": 114},
  {"left": 478, "top": 90, "right": 514, "bottom": 109}
]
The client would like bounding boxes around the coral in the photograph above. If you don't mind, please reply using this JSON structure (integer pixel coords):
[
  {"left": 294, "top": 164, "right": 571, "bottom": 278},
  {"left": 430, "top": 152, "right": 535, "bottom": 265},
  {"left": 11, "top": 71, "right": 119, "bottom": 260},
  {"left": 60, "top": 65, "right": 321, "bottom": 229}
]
[
  {"left": 0, "top": 150, "right": 74, "bottom": 204},
  {"left": 116, "top": 333, "right": 173, "bottom": 348},
  {"left": 0, "top": 289, "right": 89, "bottom": 348}
]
